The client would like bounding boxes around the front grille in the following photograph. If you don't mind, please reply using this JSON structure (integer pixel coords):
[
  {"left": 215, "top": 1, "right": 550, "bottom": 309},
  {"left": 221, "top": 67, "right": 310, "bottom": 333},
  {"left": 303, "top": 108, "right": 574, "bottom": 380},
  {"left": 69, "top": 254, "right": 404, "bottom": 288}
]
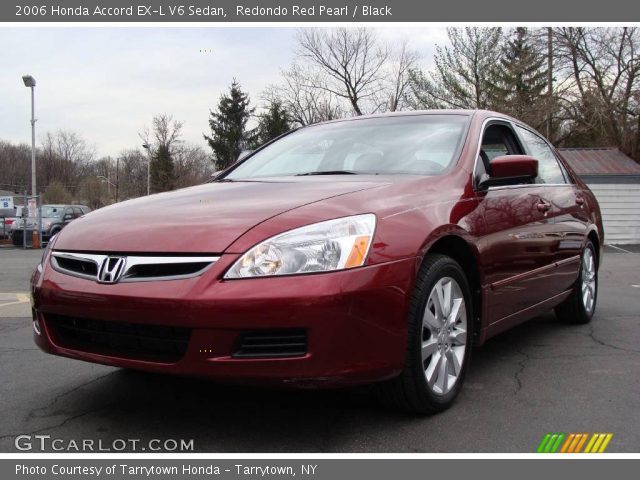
[
  {"left": 233, "top": 329, "right": 307, "bottom": 358},
  {"left": 125, "top": 262, "right": 212, "bottom": 279},
  {"left": 55, "top": 255, "right": 98, "bottom": 276},
  {"left": 45, "top": 314, "right": 191, "bottom": 362},
  {"left": 50, "top": 252, "right": 219, "bottom": 283}
]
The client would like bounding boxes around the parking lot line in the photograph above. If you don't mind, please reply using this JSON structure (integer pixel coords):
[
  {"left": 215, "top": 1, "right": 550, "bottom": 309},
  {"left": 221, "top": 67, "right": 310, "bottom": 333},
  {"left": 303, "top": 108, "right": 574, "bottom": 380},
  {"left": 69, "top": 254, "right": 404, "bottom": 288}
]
[
  {"left": 606, "top": 244, "right": 635, "bottom": 254},
  {"left": 0, "top": 292, "right": 30, "bottom": 308}
]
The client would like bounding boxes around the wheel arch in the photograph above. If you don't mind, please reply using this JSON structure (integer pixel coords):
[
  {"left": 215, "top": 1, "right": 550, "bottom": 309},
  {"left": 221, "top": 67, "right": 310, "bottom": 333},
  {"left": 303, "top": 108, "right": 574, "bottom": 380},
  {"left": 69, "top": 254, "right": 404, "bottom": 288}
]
[
  {"left": 586, "top": 228, "right": 601, "bottom": 269},
  {"left": 425, "top": 234, "right": 483, "bottom": 345}
]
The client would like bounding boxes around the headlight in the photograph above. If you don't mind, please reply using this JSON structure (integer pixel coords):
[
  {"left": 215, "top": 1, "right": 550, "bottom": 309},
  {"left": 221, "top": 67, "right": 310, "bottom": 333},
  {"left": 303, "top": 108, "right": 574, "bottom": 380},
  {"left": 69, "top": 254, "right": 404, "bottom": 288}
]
[{"left": 225, "top": 214, "right": 376, "bottom": 279}]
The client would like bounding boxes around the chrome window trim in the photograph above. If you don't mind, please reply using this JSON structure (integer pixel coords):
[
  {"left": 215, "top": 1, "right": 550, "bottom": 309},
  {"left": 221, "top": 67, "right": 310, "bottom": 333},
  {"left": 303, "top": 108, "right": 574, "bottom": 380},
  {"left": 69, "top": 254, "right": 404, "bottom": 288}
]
[
  {"left": 486, "top": 183, "right": 572, "bottom": 192},
  {"left": 471, "top": 117, "right": 518, "bottom": 192},
  {"left": 51, "top": 251, "right": 220, "bottom": 283},
  {"left": 472, "top": 117, "right": 570, "bottom": 192}
]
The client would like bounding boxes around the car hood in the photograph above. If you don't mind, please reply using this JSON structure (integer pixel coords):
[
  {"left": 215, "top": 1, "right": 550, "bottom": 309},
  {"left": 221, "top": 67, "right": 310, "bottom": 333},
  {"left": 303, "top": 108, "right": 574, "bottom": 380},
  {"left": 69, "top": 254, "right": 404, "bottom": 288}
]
[{"left": 54, "top": 178, "right": 388, "bottom": 253}]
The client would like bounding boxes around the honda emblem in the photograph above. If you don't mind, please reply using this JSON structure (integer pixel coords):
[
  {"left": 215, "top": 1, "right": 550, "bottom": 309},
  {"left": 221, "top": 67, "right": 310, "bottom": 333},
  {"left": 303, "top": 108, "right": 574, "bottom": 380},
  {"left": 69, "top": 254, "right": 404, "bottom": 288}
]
[{"left": 98, "top": 256, "right": 126, "bottom": 284}]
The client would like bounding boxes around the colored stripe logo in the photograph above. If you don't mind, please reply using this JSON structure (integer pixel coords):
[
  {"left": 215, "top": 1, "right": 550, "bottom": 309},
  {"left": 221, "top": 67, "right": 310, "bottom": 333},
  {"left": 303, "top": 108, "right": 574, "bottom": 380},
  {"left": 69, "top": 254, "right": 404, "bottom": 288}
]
[{"left": 537, "top": 433, "right": 613, "bottom": 453}]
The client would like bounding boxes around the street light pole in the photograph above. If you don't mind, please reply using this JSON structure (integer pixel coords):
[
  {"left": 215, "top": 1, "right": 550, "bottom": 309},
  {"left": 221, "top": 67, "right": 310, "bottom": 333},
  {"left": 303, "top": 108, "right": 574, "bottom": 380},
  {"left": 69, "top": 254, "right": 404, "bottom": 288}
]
[
  {"left": 96, "top": 175, "right": 117, "bottom": 203},
  {"left": 142, "top": 143, "right": 152, "bottom": 195},
  {"left": 29, "top": 86, "right": 36, "bottom": 196},
  {"left": 22, "top": 75, "right": 39, "bottom": 248},
  {"left": 115, "top": 157, "right": 119, "bottom": 202}
]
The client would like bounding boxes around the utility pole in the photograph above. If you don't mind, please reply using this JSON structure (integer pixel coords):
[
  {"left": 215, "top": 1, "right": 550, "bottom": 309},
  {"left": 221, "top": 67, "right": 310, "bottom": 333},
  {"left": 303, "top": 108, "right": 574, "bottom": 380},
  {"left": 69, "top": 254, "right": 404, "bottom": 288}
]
[{"left": 547, "top": 27, "right": 553, "bottom": 140}]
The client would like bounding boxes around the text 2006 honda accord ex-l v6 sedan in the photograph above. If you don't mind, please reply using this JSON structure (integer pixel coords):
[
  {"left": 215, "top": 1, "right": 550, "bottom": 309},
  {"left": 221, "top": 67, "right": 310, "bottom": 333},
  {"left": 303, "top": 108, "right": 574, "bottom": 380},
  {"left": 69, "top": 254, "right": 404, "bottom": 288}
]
[{"left": 31, "top": 110, "right": 603, "bottom": 413}]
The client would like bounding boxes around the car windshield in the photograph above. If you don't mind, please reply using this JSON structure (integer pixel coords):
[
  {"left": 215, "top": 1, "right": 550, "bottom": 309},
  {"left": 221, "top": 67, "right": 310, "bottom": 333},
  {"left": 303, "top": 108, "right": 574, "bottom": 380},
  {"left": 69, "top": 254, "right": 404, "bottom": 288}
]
[
  {"left": 41, "top": 206, "right": 64, "bottom": 218},
  {"left": 224, "top": 114, "right": 469, "bottom": 179}
]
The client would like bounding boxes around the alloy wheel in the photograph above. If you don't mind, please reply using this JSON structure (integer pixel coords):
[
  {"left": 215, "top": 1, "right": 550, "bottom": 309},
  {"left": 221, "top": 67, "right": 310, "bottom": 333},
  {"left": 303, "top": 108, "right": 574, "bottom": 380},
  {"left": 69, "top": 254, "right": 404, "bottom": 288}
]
[
  {"left": 582, "top": 247, "right": 597, "bottom": 313},
  {"left": 421, "top": 276, "right": 468, "bottom": 395}
]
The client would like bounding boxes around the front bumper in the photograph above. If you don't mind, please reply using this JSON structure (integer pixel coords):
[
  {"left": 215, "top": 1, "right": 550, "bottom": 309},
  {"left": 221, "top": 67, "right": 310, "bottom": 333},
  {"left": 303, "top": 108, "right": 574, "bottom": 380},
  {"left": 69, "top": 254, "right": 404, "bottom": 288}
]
[{"left": 31, "top": 254, "right": 417, "bottom": 387}]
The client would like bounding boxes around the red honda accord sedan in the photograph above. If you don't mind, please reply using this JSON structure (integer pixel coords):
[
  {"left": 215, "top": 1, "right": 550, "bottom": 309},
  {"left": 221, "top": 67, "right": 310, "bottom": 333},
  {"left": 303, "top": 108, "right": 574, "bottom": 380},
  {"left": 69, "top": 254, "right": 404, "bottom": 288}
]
[{"left": 31, "top": 110, "right": 603, "bottom": 413}]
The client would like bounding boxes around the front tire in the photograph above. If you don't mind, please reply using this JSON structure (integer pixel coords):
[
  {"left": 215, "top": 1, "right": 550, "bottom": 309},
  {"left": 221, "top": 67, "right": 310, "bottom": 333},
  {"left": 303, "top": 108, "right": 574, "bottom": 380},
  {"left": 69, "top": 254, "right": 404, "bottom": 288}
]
[
  {"left": 377, "top": 254, "right": 473, "bottom": 414},
  {"left": 555, "top": 240, "right": 598, "bottom": 324}
]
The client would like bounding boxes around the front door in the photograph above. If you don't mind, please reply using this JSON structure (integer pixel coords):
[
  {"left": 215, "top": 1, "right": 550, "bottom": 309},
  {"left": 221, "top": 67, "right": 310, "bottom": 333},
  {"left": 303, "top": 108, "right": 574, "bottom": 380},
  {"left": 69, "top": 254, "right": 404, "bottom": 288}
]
[{"left": 473, "top": 122, "right": 559, "bottom": 325}]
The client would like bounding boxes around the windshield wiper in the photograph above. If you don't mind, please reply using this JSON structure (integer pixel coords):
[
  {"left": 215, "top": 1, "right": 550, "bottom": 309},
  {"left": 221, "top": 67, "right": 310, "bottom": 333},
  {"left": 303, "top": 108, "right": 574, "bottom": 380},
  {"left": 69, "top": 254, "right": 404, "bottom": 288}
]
[{"left": 295, "top": 170, "right": 359, "bottom": 176}]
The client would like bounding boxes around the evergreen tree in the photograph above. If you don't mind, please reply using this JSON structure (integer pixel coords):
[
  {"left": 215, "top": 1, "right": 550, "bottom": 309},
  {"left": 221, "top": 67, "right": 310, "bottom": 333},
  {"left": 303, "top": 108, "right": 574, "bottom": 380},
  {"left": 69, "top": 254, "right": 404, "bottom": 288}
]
[
  {"left": 204, "top": 80, "right": 254, "bottom": 170},
  {"left": 496, "top": 27, "right": 548, "bottom": 128},
  {"left": 150, "top": 144, "right": 174, "bottom": 193},
  {"left": 252, "top": 101, "right": 292, "bottom": 148},
  {"left": 142, "top": 113, "right": 182, "bottom": 194},
  {"left": 407, "top": 28, "right": 503, "bottom": 110}
]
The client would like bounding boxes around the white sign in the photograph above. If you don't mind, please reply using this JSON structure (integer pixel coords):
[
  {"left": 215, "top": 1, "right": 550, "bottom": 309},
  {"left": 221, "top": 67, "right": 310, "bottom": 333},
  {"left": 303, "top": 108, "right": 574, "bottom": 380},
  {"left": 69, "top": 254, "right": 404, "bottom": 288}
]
[
  {"left": 0, "top": 196, "right": 13, "bottom": 210},
  {"left": 28, "top": 198, "right": 37, "bottom": 219}
]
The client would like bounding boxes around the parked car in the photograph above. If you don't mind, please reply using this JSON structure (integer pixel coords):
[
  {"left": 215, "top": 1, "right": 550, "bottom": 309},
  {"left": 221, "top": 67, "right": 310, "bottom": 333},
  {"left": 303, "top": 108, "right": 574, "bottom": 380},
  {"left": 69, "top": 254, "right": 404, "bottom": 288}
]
[
  {"left": 12, "top": 204, "right": 91, "bottom": 246},
  {"left": 31, "top": 110, "right": 603, "bottom": 413},
  {"left": 1, "top": 205, "right": 23, "bottom": 239}
]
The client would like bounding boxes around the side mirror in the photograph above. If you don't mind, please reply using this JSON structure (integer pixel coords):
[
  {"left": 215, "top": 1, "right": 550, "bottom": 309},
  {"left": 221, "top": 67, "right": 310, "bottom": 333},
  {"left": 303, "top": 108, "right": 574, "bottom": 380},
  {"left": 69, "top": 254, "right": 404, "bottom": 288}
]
[{"left": 478, "top": 155, "right": 538, "bottom": 189}]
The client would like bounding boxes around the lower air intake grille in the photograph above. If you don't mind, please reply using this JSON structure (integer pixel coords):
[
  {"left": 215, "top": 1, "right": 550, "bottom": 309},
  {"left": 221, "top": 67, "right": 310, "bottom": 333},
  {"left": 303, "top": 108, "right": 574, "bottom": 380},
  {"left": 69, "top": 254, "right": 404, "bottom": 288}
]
[
  {"left": 233, "top": 329, "right": 307, "bottom": 359},
  {"left": 45, "top": 314, "right": 191, "bottom": 363}
]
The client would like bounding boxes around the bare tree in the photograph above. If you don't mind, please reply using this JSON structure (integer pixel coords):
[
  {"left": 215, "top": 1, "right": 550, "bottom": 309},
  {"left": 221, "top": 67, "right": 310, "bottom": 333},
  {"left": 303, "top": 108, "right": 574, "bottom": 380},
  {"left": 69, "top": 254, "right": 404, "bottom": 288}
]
[
  {"left": 266, "top": 63, "right": 344, "bottom": 126},
  {"left": 295, "top": 28, "right": 389, "bottom": 116},
  {"left": 552, "top": 27, "right": 640, "bottom": 157},
  {"left": 139, "top": 113, "right": 184, "bottom": 154},
  {"left": 0, "top": 141, "right": 30, "bottom": 192},
  {"left": 116, "top": 149, "right": 148, "bottom": 200},
  {"left": 77, "top": 176, "right": 107, "bottom": 210},
  {"left": 38, "top": 130, "right": 95, "bottom": 195},
  {"left": 42, "top": 181, "right": 73, "bottom": 204},
  {"left": 378, "top": 40, "right": 420, "bottom": 112},
  {"left": 173, "top": 144, "right": 213, "bottom": 188}
]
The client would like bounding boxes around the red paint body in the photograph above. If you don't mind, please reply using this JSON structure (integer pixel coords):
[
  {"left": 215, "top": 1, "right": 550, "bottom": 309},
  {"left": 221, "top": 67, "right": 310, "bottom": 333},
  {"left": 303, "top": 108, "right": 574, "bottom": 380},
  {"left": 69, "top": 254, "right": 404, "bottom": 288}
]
[{"left": 31, "top": 111, "right": 603, "bottom": 387}]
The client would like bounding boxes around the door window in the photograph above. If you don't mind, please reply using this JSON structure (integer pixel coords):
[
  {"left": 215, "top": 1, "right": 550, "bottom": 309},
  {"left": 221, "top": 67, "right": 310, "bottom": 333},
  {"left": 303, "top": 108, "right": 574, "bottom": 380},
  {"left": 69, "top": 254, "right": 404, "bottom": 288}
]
[
  {"left": 475, "top": 123, "right": 525, "bottom": 184},
  {"left": 515, "top": 126, "right": 566, "bottom": 185}
]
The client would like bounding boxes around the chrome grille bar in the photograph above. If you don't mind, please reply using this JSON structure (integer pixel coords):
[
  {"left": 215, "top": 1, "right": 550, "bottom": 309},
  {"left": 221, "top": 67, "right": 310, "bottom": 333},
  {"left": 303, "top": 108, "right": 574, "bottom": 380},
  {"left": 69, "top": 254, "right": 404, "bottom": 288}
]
[{"left": 51, "top": 251, "right": 219, "bottom": 283}]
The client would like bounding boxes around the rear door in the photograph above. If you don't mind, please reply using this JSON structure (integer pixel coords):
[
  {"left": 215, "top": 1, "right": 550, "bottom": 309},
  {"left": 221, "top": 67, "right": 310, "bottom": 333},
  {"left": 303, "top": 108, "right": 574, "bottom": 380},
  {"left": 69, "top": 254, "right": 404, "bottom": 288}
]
[
  {"left": 474, "top": 122, "right": 558, "bottom": 324},
  {"left": 514, "top": 125, "right": 585, "bottom": 293}
]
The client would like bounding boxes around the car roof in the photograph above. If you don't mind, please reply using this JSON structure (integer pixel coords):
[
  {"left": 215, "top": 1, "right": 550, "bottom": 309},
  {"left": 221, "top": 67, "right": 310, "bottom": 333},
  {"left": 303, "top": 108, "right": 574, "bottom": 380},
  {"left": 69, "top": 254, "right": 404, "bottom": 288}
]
[
  {"left": 311, "top": 109, "right": 516, "bottom": 125},
  {"left": 304, "top": 109, "right": 534, "bottom": 137}
]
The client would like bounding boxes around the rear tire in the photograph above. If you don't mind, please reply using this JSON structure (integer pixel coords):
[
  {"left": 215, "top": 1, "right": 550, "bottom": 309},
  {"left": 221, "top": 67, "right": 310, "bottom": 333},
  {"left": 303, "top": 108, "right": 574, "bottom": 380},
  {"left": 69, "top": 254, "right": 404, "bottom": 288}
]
[
  {"left": 554, "top": 240, "right": 598, "bottom": 324},
  {"left": 377, "top": 254, "right": 473, "bottom": 414}
]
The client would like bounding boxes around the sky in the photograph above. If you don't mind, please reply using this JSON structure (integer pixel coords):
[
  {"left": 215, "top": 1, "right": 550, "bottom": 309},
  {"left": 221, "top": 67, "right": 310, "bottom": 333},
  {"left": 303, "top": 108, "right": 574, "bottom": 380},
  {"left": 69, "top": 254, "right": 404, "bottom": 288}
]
[{"left": 0, "top": 27, "right": 446, "bottom": 157}]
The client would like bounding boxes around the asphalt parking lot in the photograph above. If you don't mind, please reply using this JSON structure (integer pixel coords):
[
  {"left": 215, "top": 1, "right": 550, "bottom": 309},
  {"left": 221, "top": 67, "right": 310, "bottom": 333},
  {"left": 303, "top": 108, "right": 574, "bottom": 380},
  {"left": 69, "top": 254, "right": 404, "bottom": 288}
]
[{"left": 1, "top": 246, "right": 639, "bottom": 453}]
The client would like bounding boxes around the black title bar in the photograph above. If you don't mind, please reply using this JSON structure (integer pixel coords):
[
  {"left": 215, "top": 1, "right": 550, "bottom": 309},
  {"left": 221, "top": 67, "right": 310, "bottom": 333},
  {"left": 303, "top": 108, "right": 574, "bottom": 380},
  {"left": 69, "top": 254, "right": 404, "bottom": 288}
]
[{"left": 3, "top": 0, "right": 640, "bottom": 22}]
